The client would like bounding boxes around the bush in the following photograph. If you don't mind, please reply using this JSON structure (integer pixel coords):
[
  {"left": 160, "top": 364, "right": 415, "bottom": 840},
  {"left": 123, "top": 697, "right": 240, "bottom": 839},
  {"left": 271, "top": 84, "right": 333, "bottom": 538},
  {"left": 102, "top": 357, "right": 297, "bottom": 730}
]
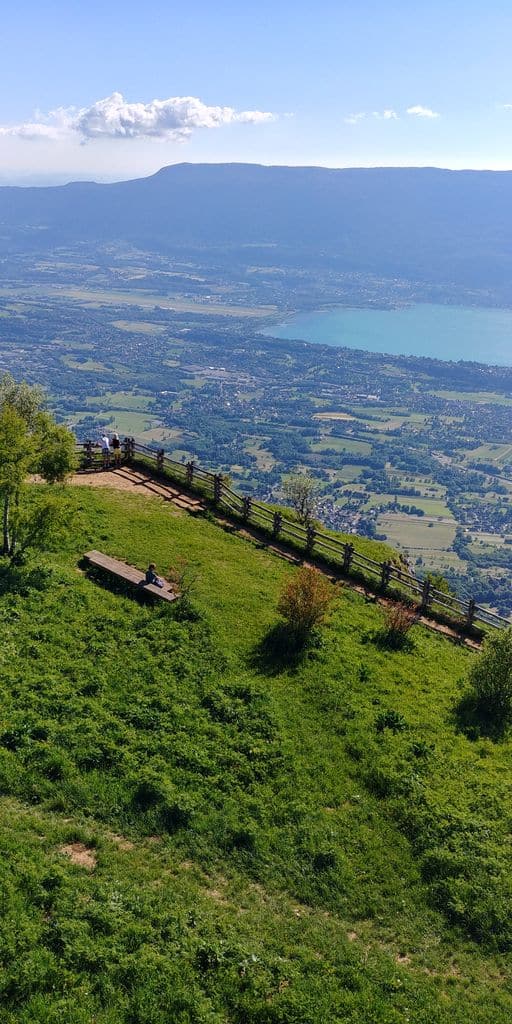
[
  {"left": 459, "top": 627, "right": 512, "bottom": 738},
  {"left": 379, "top": 603, "right": 416, "bottom": 650},
  {"left": 277, "top": 567, "right": 334, "bottom": 644}
]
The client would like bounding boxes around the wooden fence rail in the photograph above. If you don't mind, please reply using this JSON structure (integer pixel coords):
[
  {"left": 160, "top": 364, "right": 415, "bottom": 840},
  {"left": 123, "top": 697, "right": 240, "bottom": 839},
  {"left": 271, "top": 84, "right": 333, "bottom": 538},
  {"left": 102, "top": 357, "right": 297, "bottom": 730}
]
[{"left": 75, "top": 439, "right": 512, "bottom": 634}]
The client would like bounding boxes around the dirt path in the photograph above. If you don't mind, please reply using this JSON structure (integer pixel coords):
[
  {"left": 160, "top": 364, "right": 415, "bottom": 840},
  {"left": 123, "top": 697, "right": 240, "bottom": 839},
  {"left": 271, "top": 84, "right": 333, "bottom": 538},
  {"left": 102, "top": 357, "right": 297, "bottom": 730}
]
[
  {"left": 68, "top": 468, "right": 480, "bottom": 651},
  {"left": 68, "top": 467, "right": 205, "bottom": 514}
]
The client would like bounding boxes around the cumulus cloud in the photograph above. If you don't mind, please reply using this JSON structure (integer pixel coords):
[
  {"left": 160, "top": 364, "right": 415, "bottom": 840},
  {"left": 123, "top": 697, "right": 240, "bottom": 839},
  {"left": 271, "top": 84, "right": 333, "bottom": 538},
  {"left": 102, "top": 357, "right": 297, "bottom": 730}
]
[
  {"left": 0, "top": 92, "right": 276, "bottom": 143},
  {"left": 406, "top": 104, "right": 440, "bottom": 118}
]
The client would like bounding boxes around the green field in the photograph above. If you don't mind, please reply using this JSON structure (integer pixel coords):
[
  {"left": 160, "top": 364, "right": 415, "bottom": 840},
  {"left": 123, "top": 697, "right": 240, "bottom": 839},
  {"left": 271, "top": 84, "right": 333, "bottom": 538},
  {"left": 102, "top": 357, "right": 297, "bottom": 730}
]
[
  {"left": 430, "top": 389, "right": 512, "bottom": 406},
  {"left": 112, "top": 319, "right": 167, "bottom": 334},
  {"left": 85, "top": 390, "right": 155, "bottom": 412},
  {"left": 69, "top": 409, "right": 164, "bottom": 436},
  {"left": 465, "top": 443, "right": 512, "bottom": 465},
  {"left": 245, "top": 440, "right": 276, "bottom": 470},
  {"left": 377, "top": 512, "right": 457, "bottom": 552},
  {"left": 327, "top": 465, "right": 364, "bottom": 482},
  {"left": 365, "top": 493, "right": 452, "bottom": 516},
  {"left": 61, "top": 356, "right": 108, "bottom": 372},
  {"left": 2, "top": 483, "right": 512, "bottom": 1020},
  {"left": 0, "top": 284, "right": 275, "bottom": 317},
  {"left": 311, "top": 437, "right": 372, "bottom": 455}
]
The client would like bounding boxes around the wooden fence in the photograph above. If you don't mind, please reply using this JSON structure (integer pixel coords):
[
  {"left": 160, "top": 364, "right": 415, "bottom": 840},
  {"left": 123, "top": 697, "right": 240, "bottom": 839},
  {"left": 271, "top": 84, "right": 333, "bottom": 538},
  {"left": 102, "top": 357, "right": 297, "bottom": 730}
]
[{"left": 76, "top": 438, "right": 512, "bottom": 634}]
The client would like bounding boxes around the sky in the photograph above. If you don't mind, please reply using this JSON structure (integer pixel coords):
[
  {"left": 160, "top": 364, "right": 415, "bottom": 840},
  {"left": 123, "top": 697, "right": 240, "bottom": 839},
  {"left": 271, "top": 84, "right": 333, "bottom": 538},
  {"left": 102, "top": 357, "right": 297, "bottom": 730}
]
[{"left": 1, "top": 0, "right": 512, "bottom": 184}]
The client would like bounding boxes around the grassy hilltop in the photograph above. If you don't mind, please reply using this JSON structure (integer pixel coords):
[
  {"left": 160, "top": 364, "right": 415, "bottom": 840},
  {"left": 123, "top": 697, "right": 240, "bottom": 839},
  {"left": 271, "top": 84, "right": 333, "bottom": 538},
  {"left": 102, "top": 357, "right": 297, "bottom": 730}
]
[{"left": 1, "top": 483, "right": 512, "bottom": 1022}]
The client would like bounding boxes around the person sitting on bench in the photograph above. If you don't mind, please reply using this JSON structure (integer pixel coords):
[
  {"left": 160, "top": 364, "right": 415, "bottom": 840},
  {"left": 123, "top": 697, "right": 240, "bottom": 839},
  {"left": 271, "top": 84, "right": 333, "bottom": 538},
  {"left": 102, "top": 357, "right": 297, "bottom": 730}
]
[{"left": 145, "top": 563, "right": 164, "bottom": 588}]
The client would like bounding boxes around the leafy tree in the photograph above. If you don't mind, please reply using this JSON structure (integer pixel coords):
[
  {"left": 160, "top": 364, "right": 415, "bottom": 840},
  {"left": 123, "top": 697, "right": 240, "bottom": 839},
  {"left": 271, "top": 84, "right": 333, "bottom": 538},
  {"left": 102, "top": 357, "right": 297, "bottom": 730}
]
[
  {"left": 0, "top": 374, "right": 77, "bottom": 559},
  {"left": 0, "top": 407, "right": 34, "bottom": 556},
  {"left": 0, "top": 374, "right": 44, "bottom": 426},
  {"left": 283, "top": 473, "right": 317, "bottom": 524},
  {"left": 38, "top": 422, "right": 77, "bottom": 484},
  {"left": 277, "top": 566, "right": 334, "bottom": 643},
  {"left": 462, "top": 627, "right": 512, "bottom": 738},
  {"left": 425, "top": 572, "right": 455, "bottom": 597}
]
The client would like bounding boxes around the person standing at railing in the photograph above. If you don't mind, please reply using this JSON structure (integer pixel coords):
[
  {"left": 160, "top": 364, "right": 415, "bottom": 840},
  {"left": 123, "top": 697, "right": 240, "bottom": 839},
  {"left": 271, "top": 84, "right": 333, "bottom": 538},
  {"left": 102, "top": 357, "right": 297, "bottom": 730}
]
[
  {"left": 111, "top": 432, "right": 121, "bottom": 468},
  {"left": 97, "top": 433, "right": 111, "bottom": 469}
]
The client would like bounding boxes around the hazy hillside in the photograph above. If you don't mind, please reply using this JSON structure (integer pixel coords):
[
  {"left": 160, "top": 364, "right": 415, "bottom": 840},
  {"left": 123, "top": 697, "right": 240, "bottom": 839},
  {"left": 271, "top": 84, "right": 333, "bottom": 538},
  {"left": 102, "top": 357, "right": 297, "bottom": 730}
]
[
  {"left": 2, "top": 481, "right": 512, "bottom": 1022},
  {"left": 2, "top": 163, "right": 512, "bottom": 289}
]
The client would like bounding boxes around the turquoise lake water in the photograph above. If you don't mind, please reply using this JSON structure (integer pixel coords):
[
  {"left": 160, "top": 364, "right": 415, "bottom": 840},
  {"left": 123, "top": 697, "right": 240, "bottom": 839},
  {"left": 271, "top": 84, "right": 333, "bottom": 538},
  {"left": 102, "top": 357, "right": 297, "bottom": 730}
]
[{"left": 263, "top": 303, "right": 512, "bottom": 366}]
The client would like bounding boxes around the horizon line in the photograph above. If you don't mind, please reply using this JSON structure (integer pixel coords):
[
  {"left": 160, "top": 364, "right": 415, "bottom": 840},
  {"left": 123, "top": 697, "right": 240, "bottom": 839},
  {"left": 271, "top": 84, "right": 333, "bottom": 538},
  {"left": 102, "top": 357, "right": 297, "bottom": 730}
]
[{"left": 2, "top": 160, "right": 512, "bottom": 189}]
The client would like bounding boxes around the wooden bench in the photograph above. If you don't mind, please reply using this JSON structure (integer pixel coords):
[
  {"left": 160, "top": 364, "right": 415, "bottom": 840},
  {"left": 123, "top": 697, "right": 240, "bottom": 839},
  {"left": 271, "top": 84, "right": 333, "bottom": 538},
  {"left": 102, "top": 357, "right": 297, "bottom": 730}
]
[{"left": 84, "top": 550, "right": 179, "bottom": 603}]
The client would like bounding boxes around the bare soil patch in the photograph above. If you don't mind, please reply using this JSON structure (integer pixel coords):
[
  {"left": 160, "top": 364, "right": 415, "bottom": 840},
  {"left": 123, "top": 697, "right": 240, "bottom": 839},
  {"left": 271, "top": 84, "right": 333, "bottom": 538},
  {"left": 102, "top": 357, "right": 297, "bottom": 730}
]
[{"left": 60, "top": 842, "right": 97, "bottom": 870}]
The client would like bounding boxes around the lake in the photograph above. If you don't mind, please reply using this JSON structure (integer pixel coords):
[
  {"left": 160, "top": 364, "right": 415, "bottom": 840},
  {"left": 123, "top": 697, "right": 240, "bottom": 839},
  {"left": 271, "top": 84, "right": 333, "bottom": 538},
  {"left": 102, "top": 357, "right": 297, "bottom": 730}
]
[{"left": 263, "top": 303, "right": 512, "bottom": 366}]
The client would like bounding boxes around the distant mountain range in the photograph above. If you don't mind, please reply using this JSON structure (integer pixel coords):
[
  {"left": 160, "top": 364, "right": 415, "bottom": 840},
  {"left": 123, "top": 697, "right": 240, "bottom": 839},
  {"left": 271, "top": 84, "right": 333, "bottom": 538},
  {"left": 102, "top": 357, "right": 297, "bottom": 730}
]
[{"left": 2, "top": 163, "right": 512, "bottom": 290}]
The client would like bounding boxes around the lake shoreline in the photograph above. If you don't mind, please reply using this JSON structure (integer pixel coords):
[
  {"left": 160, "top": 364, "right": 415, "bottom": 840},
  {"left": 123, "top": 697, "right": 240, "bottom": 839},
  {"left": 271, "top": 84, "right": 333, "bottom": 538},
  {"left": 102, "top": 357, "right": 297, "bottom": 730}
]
[{"left": 262, "top": 302, "right": 512, "bottom": 368}]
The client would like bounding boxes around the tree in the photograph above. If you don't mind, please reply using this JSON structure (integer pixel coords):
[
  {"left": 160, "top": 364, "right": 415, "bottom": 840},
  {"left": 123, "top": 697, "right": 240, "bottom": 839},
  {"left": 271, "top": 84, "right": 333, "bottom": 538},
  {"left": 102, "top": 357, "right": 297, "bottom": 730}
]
[
  {"left": 462, "top": 627, "right": 512, "bottom": 737},
  {"left": 283, "top": 473, "right": 317, "bottom": 525},
  {"left": 0, "top": 374, "right": 77, "bottom": 559},
  {"left": 425, "top": 572, "right": 455, "bottom": 597},
  {"left": 277, "top": 566, "right": 334, "bottom": 644}
]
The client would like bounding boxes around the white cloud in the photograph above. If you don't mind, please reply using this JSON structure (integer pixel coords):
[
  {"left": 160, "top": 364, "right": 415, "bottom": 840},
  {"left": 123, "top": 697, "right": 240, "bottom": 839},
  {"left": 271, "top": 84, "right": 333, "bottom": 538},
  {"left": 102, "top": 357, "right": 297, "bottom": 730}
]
[
  {"left": 373, "top": 109, "right": 399, "bottom": 120},
  {"left": 345, "top": 109, "right": 398, "bottom": 124},
  {"left": 0, "top": 92, "right": 276, "bottom": 143},
  {"left": 406, "top": 105, "right": 440, "bottom": 118},
  {"left": 344, "top": 112, "right": 366, "bottom": 124}
]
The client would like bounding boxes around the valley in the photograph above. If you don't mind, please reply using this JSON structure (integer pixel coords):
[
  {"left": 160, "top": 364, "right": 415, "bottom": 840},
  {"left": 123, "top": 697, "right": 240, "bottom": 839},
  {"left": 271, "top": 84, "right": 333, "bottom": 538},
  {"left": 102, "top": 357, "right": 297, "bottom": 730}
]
[{"left": 1, "top": 240, "right": 511, "bottom": 616}]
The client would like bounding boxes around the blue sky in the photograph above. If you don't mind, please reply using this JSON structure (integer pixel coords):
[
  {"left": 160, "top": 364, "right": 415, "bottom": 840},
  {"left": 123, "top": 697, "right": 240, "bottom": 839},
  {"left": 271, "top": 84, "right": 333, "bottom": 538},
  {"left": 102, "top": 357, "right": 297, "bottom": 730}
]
[{"left": 1, "top": 0, "right": 512, "bottom": 183}]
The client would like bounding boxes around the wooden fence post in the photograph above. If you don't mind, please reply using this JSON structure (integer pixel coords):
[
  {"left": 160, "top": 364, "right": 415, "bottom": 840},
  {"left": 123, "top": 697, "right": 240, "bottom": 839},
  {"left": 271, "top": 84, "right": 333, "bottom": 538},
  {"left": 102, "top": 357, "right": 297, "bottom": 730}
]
[
  {"left": 84, "top": 439, "right": 93, "bottom": 469},
  {"left": 156, "top": 448, "right": 164, "bottom": 473},
  {"left": 213, "top": 473, "right": 222, "bottom": 506},
  {"left": 343, "top": 542, "right": 354, "bottom": 573},
  {"left": 272, "top": 511, "right": 282, "bottom": 539},
  {"left": 306, "top": 525, "right": 316, "bottom": 554},
  {"left": 242, "top": 496, "right": 252, "bottom": 523},
  {"left": 380, "top": 560, "right": 392, "bottom": 591},
  {"left": 420, "top": 577, "right": 431, "bottom": 611},
  {"left": 186, "top": 460, "right": 195, "bottom": 487},
  {"left": 466, "top": 598, "right": 476, "bottom": 630}
]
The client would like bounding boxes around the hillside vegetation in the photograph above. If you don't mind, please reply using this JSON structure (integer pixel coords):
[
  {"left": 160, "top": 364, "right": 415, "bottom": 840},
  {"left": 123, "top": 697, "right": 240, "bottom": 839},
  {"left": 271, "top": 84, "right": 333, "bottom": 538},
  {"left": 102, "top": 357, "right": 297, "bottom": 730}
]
[{"left": 1, "top": 483, "right": 512, "bottom": 1022}]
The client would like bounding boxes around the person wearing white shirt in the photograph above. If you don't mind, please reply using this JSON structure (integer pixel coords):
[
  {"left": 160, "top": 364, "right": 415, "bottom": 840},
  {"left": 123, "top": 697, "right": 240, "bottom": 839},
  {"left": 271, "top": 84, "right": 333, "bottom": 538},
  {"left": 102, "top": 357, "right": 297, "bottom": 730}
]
[{"left": 98, "top": 434, "right": 110, "bottom": 469}]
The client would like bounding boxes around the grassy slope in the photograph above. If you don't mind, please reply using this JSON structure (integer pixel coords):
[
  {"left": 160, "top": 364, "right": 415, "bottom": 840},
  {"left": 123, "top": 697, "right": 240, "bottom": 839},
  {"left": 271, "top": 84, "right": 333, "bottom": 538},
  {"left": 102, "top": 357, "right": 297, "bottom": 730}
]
[{"left": 0, "top": 485, "right": 511, "bottom": 1022}]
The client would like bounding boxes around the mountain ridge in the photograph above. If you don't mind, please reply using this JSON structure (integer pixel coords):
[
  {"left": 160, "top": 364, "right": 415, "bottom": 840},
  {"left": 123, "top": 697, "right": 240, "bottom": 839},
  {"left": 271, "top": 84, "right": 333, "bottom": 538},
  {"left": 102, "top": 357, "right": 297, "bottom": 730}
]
[{"left": 2, "top": 162, "right": 512, "bottom": 289}]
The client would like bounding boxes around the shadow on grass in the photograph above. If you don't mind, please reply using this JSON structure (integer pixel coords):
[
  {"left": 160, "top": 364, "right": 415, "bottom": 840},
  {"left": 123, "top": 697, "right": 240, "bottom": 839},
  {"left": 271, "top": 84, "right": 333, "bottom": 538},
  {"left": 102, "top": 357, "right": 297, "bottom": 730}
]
[
  {"left": 370, "top": 628, "right": 415, "bottom": 653},
  {"left": 454, "top": 691, "right": 509, "bottom": 742},
  {"left": 249, "top": 622, "right": 315, "bottom": 675},
  {"left": 79, "top": 559, "right": 165, "bottom": 607},
  {"left": 79, "top": 559, "right": 199, "bottom": 619},
  {"left": 0, "top": 563, "right": 53, "bottom": 597}
]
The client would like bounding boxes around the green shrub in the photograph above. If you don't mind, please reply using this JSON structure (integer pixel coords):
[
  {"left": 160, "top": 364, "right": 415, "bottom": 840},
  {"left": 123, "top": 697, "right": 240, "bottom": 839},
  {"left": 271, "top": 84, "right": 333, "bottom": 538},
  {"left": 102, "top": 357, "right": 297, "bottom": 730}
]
[
  {"left": 459, "top": 627, "right": 512, "bottom": 738},
  {"left": 277, "top": 566, "right": 334, "bottom": 645},
  {"left": 379, "top": 603, "right": 416, "bottom": 650}
]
